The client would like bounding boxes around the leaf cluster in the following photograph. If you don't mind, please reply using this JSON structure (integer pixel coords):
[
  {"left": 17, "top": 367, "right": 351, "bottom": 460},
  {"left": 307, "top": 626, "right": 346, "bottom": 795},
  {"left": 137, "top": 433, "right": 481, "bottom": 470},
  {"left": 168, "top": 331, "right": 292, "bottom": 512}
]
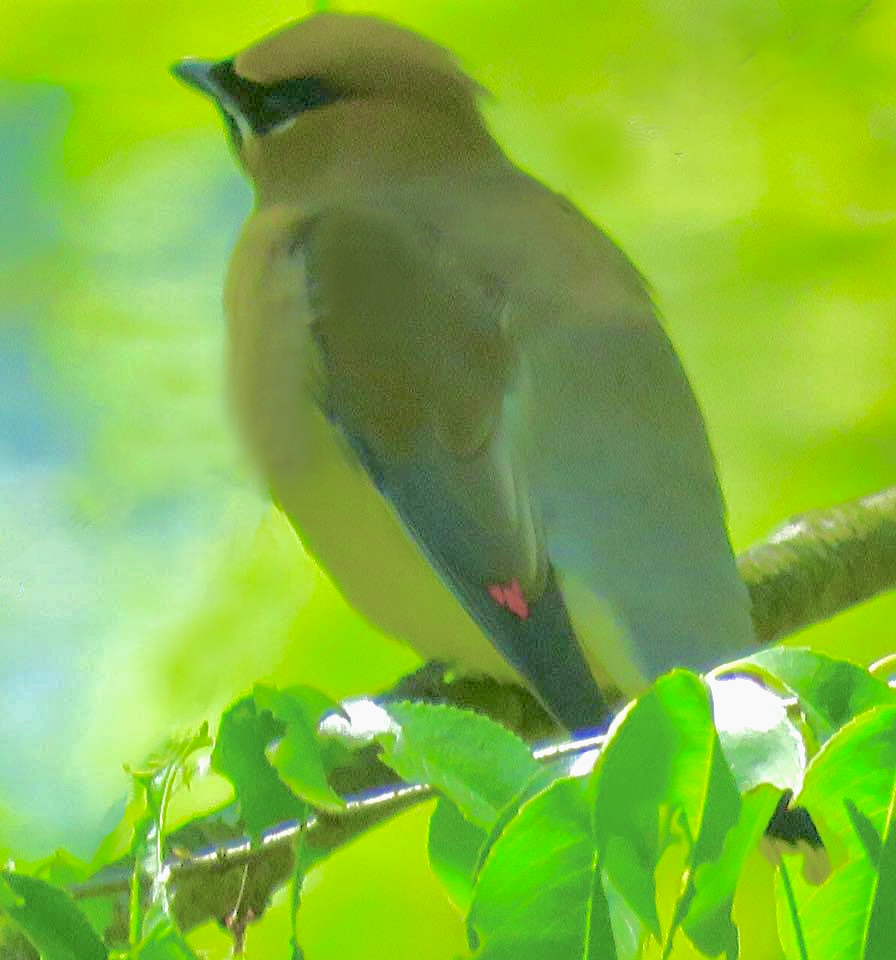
[{"left": 3, "top": 649, "right": 896, "bottom": 959}]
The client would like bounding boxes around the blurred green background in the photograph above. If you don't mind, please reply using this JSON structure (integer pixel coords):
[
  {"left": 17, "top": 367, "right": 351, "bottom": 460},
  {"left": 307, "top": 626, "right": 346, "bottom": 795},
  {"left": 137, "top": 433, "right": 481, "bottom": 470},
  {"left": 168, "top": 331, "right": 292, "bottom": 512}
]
[{"left": 1, "top": 0, "right": 894, "bottom": 956}]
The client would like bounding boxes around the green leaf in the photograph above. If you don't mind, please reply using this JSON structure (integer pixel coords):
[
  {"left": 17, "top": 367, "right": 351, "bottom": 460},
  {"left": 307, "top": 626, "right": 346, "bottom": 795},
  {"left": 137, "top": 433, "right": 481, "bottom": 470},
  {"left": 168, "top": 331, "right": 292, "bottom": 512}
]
[
  {"left": 1, "top": 872, "right": 107, "bottom": 960},
  {"left": 479, "top": 756, "right": 586, "bottom": 869},
  {"left": 429, "top": 798, "right": 488, "bottom": 914},
  {"left": 727, "top": 648, "right": 894, "bottom": 743},
  {"left": 212, "top": 696, "right": 307, "bottom": 840},
  {"left": 467, "top": 672, "right": 748, "bottom": 959},
  {"left": 776, "top": 705, "right": 896, "bottom": 960},
  {"left": 30, "top": 849, "right": 92, "bottom": 888},
  {"left": 710, "top": 675, "right": 807, "bottom": 793},
  {"left": 684, "top": 785, "right": 781, "bottom": 959},
  {"left": 102, "top": 727, "right": 213, "bottom": 941},
  {"left": 27, "top": 850, "right": 116, "bottom": 943},
  {"left": 253, "top": 684, "right": 344, "bottom": 810},
  {"left": 435, "top": 754, "right": 591, "bottom": 924},
  {"left": 469, "top": 777, "right": 617, "bottom": 960},
  {"left": 91, "top": 785, "right": 155, "bottom": 874},
  {"left": 591, "top": 670, "right": 742, "bottom": 946},
  {"left": 0, "top": 876, "right": 23, "bottom": 911},
  {"left": 131, "top": 914, "right": 201, "bottom": 958},
  {"left": 379, "top": 702, "right": 539, "bottom": 830}
]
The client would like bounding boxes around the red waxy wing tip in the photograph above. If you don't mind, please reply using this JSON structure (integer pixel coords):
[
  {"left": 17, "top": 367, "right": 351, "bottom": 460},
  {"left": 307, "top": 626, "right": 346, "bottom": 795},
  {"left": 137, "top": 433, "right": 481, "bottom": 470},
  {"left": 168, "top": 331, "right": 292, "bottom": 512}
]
[{"left": 487, "top": 577, "right": 530, "bottom": 620}]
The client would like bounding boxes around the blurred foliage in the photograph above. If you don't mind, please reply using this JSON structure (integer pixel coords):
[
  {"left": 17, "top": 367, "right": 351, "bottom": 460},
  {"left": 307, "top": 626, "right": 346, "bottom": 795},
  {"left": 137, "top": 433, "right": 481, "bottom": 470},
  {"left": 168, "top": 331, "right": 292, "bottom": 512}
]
[
  {"left": 3, "top": 661, "right": 896, "bottom": 958},
  {"left": 1, "top": 0, "right": 895, "bottom": 957}
]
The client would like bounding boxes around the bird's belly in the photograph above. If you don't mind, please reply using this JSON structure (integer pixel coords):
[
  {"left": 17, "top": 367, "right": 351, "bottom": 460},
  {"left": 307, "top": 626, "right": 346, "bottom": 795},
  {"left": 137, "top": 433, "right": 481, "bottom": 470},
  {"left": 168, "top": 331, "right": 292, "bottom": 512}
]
[{"left": 270, "top": 397, "right": 520, "bottom": 683}]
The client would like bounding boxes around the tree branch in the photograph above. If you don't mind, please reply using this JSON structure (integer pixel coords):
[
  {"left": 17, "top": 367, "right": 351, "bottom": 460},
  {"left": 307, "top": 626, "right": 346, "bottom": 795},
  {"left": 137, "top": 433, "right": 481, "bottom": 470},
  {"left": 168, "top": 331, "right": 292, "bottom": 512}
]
[
  {"left": 739, "top": 486, "right": 896, "bottom": 643},
  {"left": 68, "top": 735, "right": 603, "bottom": 948}
]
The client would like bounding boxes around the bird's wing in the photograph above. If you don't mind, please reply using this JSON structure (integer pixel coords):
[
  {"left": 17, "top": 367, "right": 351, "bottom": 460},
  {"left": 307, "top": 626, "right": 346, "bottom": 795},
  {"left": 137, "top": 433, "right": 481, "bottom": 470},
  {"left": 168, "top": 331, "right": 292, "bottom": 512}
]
[
  {"left": 507, "top": 190, "right": 756, "bottom": 693},
  {"left": 294, "top": 204, "right": 608, "bottom": 729}
]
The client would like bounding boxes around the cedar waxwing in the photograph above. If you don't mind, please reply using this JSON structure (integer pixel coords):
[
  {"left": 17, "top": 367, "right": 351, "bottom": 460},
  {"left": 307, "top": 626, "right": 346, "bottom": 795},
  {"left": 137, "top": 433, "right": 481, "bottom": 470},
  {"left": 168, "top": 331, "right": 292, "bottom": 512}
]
[{"left": 172, "top": 13, "right": 756, "bottom": 731}]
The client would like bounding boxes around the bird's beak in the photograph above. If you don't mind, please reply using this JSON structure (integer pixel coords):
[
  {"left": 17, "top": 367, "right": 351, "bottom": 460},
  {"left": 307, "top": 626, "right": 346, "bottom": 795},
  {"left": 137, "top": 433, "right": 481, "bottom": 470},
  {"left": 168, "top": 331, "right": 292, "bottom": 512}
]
[
  {"left": 170, "top": 59, "right": 223, "bottom": 101},
  {"left": 171, "top": 58, "right": 251, "bottom": 144}
]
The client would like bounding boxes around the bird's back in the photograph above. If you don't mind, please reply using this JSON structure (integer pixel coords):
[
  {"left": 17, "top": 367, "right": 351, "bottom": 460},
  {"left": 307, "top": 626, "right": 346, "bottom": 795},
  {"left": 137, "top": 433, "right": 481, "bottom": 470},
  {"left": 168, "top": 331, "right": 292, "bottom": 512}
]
[{"left": 411, "top": 169, "right": 756, "bottom": 697}]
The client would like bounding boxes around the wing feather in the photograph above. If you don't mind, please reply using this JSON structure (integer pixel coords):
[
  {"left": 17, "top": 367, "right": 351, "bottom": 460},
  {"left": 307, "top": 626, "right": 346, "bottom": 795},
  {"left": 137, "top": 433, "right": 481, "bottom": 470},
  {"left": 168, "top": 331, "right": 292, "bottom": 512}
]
[{"left": 298, "top": 205, "right": 608, "bottom": 728}]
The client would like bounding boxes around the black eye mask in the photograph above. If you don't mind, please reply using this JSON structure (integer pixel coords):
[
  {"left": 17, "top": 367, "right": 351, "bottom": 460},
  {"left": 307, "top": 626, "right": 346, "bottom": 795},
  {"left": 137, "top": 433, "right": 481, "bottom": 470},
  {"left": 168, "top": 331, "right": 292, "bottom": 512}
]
[{"left": 208, "top": 59, "right": 342, "bottom": 142}]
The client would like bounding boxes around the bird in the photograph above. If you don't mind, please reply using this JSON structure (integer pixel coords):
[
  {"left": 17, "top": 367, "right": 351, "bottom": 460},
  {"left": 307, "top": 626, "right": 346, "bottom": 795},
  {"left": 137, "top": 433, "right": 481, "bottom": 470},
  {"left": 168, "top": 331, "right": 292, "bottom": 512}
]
[{"left": 171, "top": 12, "right": 756, "bottom": 733}]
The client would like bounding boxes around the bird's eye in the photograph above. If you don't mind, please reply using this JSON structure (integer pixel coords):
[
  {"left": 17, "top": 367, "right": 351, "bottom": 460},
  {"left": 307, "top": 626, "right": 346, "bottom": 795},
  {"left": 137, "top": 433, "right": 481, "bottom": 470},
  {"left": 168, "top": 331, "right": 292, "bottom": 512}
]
[
  {"left": 209, "top": 60, "right": 342, "bottom": 141},
  {"left": 258, "top": 77, "right": 339, "bottom": 130}
]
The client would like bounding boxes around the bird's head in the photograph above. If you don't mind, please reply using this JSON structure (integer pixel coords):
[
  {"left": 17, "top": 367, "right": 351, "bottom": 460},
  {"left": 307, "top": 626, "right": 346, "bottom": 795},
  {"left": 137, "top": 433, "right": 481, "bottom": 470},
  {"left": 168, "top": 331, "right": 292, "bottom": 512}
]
[{"left": 172, "top": 13, "right": 497, "bottom": 203}]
